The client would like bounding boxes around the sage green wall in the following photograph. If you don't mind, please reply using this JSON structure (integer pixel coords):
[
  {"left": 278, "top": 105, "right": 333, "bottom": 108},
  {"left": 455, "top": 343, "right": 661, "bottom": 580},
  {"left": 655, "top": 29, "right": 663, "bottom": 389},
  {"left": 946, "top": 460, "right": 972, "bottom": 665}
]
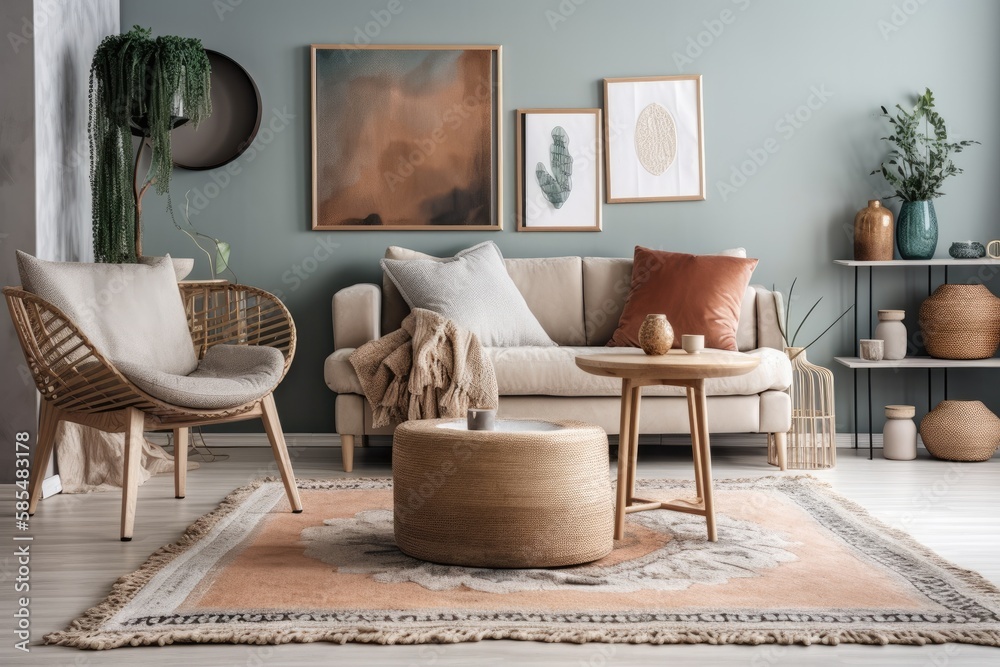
[{"left": 122, "top": 0, "right": 1000, "bottom": 436}]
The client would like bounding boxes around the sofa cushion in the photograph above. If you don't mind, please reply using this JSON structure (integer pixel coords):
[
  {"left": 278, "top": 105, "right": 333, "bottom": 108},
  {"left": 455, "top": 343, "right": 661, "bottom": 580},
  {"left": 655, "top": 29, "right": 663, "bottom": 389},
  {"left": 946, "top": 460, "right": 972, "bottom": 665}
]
[
  {"left": 383, "top": 248, "right": 585, "bottom": 345},
  {"left": 608, "top": 247, "right": 758, "bottom": 351},
  {"left": 16, "top": 251, "right": 198, "bottom": 376},
  {"left": 116, "top": 345, "right": 284, "bottom": 409},
  {"left": 381, "top": 241, "right": 555, "bottom": 347},
  {"left": 487, "top": 346, "right": 791, "bottom": 397},
  {"left": 581, "top": 249, "right": 752, "bottom": 348},
  {"left": 382, "top": 246, "right": 439, "bottom": 335},
  {"left": 326, "top": 346, "right": 791, "bottom": 398},
  {"left": 504, "top": 257, "right": 585, "bottom": 346}
]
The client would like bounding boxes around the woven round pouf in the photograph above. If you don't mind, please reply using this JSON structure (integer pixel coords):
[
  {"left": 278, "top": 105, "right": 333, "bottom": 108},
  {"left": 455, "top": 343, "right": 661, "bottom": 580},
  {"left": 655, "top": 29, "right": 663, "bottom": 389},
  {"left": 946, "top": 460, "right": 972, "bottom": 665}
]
[
  {"left": 919, "top": 400, "right": 1000, "bottom": 462},
  {"left": 392, "top": 419, "right": 613, "bottom": 568}
]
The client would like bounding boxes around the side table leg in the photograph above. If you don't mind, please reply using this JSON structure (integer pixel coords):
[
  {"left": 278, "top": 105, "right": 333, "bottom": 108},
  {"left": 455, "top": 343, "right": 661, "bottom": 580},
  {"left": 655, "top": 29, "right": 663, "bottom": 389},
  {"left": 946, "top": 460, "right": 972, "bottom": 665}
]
[
  {"left": 626, "top": 384, "right": 641, "bottom": 503},
  {"left": 686, "top": 386, "right": 704, "bottom": 501},
  {"left": 693, "top": 381, "right": 717, "bottom": 542},
  {"left": 614, "top": 379, "right": 634, "bottom": 541}
]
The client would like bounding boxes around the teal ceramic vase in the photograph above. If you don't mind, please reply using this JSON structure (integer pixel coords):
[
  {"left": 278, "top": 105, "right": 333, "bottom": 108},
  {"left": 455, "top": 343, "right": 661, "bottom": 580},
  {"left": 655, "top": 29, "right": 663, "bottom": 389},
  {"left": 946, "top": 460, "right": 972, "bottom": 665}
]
[{"left": 896, "top": 200, "right": 938, "bottom": 260}]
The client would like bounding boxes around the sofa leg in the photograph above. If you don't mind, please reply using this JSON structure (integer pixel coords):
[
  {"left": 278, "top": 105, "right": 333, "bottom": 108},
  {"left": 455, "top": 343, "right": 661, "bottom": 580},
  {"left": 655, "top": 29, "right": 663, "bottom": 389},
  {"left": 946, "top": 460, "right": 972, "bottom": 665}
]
[
  {"left": 341, "top": 434, "right": 355, "bottom": 473},
  {"left": 774, "top": 431, "right": 788, "bottom": 471}
]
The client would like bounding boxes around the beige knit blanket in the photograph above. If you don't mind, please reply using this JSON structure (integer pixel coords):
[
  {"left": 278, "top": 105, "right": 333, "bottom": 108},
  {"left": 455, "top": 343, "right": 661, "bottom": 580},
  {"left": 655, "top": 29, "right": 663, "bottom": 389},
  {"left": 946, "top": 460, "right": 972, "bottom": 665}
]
[{"left": 349, "top": 308, "right": 498, "bottom": 428}]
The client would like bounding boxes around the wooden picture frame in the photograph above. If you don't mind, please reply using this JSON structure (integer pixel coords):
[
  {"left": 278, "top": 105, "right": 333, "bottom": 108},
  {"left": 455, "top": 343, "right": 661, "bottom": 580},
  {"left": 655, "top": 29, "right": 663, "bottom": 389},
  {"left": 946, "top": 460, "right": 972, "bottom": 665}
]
[
  {"left": 603, "top": 75, "right": 705, "bottom": 203},
  {"left": 516, "top": 108, "right": 602, "bottom": 232},
  {"left": 310, "top": 44, "right": 503, "bottom": 230}
]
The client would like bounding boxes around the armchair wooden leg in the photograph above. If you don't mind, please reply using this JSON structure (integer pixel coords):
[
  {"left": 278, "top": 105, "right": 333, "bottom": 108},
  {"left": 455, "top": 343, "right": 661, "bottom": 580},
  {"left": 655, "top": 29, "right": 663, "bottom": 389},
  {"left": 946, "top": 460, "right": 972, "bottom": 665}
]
[
  {"left": 121, "top": 408, "right": 145, "bottom": 541},
  {"left": 774, "top": 431, "right": 788, "bottom": 471},
  {"left": 28, "top": 401, "right": 61, "bottom": 516},
  {"left": 340, "top": 434, "right": 355, "bottom": 473},
  {"left": 260, "top": 394, "right": 303, "bottom": 513},
  {"left": 174, "top": 427, "right": 188, "bottom": 499}
]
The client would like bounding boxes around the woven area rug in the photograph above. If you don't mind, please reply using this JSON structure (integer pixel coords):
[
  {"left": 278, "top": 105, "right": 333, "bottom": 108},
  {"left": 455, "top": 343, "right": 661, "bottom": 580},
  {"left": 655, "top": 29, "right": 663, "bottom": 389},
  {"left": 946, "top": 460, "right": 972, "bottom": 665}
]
[{"left": 47, "top": 476, "right": 1000, "bottom": 649}]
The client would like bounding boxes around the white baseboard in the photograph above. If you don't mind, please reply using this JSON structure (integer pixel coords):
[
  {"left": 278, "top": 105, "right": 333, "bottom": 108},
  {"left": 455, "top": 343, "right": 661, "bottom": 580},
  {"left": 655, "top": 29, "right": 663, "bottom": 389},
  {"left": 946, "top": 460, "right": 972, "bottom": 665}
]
[{"left": 146, "top": 431, "right": 903, "bottom": 449}]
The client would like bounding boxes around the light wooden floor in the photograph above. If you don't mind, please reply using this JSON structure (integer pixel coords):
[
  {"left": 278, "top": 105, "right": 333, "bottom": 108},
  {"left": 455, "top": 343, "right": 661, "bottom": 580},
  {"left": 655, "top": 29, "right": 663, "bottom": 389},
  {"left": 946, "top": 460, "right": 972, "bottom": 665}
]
[{"left": 2, "top": 444, "right": 998, "bottom": 666}]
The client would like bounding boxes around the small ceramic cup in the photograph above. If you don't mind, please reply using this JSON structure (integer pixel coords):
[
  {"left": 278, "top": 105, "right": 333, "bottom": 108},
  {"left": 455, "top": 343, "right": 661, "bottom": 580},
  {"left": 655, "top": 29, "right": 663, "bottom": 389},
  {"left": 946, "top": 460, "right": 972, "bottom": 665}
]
[
  {"left": 682, "top": 334, "right": 705, "bottom": 354},
  {"left": 859, "top": 339, "right": 884, "bottom": 362},
  {"left": 467, "top": 408, "right": 496, "bottom": 431}
]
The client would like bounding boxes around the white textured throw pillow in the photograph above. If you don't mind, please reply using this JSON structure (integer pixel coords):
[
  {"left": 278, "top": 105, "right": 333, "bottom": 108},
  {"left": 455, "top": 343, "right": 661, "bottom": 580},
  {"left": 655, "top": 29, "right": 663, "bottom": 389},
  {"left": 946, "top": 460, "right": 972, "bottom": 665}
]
[
  {"left": 381, "top": 242, "right": 556, "bottom": 347},
  {"left": 16, "top": 252, "right": 199, "bottom": 376}
]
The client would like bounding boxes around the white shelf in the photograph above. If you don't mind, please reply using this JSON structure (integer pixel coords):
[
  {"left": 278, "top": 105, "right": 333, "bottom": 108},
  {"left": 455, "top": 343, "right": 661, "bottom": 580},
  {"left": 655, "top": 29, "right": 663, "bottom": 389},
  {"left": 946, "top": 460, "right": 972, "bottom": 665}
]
[
  {"left": 834, "top": 356, "right": 1000, "bottom": 369},
  {"left": 834, "top": 259, "right": 1000, "bottom": 267}
]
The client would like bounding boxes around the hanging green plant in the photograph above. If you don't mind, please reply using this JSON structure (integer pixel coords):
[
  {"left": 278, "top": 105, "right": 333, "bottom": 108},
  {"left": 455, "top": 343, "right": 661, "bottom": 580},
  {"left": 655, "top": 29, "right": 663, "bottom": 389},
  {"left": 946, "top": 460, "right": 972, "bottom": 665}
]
[{"left": 89, "top": 25, "right": 211, "bottom": 263}]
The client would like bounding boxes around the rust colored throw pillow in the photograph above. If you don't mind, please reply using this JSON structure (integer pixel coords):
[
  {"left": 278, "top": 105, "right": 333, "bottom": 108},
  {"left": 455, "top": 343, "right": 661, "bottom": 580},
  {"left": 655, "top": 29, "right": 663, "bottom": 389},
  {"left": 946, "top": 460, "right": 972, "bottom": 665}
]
[{"left": 608, "top": 247, "right": 759, "bottom": 351}]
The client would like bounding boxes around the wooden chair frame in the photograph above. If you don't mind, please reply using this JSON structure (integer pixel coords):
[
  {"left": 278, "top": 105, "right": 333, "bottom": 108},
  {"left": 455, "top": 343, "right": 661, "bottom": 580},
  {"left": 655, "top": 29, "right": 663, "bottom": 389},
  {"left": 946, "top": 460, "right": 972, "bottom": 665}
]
[{"left": 4, "top": 282, "right": 303, "bottom": 541}]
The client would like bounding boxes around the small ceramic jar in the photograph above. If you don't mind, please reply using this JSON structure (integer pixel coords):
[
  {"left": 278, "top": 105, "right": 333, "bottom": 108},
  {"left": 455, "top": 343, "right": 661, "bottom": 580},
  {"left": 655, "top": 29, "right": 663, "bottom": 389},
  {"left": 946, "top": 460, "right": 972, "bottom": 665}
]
[
  {"left": 874, "top": 310, "right": 907, "bottom": 360},
  {"left": 883, "top": 405, "right": 917, "bottom": 460}
]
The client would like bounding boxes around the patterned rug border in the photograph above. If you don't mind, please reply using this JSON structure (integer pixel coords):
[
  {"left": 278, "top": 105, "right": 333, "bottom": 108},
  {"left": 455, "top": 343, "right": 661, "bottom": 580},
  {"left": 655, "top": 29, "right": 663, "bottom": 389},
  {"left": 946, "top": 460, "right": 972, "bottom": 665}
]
[{"left": 44, "top": 475, "right": 1000, "bottom": 650}]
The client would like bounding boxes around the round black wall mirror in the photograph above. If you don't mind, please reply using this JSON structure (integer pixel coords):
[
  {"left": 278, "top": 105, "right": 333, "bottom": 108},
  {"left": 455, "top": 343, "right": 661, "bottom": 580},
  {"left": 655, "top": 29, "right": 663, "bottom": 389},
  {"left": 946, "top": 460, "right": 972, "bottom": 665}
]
[{"left": 172, "top": 49, "right": 262, "bottom": 170}]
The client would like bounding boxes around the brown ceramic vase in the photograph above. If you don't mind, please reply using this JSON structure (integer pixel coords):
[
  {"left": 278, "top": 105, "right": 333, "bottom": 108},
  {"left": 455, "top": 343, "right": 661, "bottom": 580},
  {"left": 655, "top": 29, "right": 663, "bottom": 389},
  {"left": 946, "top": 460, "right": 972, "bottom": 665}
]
[{"left": 854, "top": 200, "right": 894, "bottom": 261}]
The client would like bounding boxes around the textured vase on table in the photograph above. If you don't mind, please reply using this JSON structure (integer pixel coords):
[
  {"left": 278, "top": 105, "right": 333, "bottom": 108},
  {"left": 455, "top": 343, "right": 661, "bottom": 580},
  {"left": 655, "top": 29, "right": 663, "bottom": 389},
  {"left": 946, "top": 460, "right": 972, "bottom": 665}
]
[{"left": 896, "top": 200, "right": 938, "bottom": 260}]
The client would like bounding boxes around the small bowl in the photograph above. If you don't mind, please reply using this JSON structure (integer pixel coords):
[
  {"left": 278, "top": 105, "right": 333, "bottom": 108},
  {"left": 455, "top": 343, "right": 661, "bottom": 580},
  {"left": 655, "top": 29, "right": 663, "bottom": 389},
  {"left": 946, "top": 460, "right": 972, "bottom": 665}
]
[
  {"left": 682, "top": 334, "right": 705, "bottom": 354},
  {"left": 859, "top": 339, "right": 884, "bottom": 362},
  {"left": 949, "top": 241, "right": 986, "bottom": 259}
]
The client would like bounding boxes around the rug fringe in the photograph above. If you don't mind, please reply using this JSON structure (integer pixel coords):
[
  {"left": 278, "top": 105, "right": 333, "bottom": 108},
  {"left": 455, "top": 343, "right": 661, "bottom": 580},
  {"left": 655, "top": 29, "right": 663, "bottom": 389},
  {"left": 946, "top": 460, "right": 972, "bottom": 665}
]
[{"left": 43, "top": 624, "right": 1000, "bottom": 650}]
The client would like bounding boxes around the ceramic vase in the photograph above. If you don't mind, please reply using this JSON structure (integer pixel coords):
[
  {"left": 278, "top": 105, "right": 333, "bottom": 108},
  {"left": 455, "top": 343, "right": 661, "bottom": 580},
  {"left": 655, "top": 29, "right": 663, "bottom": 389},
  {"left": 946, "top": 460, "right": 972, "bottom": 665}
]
[
  {"left": 918, "top": 284, "right": 1000, "bottom": 359},
  {"left": 638, "top": 314, "right": 673, "bottom": 355},
  {"left": 854, "top": 200, "right": 894, "bottom": 261},
  {"left": 896, "top": 200, "right": 938, "bottom": 260},
  {"left": 882, "top": 405, "right": 917, "bottom": 460},
  {"left": 874, "top": 310, "right": 907, "bottom": 360}
]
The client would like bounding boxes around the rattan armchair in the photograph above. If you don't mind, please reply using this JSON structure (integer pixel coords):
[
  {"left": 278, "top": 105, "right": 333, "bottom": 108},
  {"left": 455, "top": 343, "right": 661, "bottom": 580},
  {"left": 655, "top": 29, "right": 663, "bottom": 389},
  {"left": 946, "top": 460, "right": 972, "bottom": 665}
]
[{"left": 4, "top": 281, "right": 303, "bottom": 541}]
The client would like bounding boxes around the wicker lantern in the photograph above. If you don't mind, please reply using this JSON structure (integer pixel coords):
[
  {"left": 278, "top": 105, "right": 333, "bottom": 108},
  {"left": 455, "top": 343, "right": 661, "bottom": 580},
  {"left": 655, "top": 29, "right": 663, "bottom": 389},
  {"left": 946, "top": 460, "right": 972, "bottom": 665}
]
[{"left": 768, "top": 347, "right": 837, "bottom": 469}]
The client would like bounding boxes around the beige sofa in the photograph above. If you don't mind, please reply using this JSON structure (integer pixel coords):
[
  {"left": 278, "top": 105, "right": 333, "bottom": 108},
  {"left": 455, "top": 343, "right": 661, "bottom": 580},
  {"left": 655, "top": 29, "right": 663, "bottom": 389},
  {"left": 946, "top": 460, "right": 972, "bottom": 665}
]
[{"left": 325, "top": 255, "right": 792, "bottom": 472}]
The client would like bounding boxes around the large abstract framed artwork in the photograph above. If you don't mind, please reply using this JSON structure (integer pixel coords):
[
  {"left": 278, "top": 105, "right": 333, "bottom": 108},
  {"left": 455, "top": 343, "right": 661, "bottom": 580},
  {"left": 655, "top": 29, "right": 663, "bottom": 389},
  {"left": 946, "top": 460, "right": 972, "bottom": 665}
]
[
  {"left": 515, "top": 108, "right": 602, "bottom": 232},
  {"left": 311, "top": 45, "right": 503, "bottom": 230},
  {"left": 603, "top": 75, "right": 705, "bottom": 203}
]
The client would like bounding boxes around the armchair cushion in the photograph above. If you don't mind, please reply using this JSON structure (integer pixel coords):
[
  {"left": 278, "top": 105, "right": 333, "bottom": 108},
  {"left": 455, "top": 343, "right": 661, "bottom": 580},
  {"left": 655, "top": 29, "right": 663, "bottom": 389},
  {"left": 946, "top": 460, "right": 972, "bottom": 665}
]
[
  {"left": 115, "top": 345, "right": 284, "bottom": 409},
  {"left": 16, "top": 252, "right": 198, "bottom": 376}
]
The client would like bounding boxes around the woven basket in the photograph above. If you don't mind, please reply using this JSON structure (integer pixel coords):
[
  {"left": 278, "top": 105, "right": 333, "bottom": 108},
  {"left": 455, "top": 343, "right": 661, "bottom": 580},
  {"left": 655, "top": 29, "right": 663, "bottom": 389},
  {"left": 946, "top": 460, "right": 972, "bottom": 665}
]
[
  {"left": 919, "top": 400, "right": 1000, "bottom": 462},
  {"left": 393, "top": 418, "right": 613, "bottom": 568},
  {"left": 918, "top": 284, "right": 1000, "bottom": 360}
]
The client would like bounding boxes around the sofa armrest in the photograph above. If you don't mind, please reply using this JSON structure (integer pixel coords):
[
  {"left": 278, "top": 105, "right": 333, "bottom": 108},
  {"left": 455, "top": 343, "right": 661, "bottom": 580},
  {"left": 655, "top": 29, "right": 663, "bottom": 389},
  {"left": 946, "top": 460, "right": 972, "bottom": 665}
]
[
  {"left": 333, "top": 283, "right": 381, "bottom": 350},
  {"left": 753, "top": 286, "right": 788, "bottom": 351}
]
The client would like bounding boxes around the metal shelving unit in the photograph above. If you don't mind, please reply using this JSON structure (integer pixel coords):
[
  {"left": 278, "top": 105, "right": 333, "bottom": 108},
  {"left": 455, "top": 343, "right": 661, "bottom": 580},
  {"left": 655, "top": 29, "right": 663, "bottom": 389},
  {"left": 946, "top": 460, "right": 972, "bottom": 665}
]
[{"left": 835, "top": 259, "right": 1000, "bottom": 459}]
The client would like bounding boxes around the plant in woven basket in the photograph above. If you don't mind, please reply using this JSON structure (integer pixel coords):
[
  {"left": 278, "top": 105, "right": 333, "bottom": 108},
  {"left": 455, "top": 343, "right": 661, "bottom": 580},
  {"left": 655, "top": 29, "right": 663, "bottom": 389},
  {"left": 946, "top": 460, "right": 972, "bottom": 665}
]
[
  {"left": 871, "top": 88, "right": 978, "bottom": 202},
  {"left": 89, "top": 25, "right": 212, "bottom": 263}
]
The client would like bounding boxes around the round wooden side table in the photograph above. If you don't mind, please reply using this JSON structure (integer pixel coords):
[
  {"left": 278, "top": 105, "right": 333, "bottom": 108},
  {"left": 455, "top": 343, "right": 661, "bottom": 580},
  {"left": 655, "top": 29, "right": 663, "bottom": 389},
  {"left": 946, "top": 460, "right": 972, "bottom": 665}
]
[{"left": 575, "top": 350, "right": 760, "bottom": 542}]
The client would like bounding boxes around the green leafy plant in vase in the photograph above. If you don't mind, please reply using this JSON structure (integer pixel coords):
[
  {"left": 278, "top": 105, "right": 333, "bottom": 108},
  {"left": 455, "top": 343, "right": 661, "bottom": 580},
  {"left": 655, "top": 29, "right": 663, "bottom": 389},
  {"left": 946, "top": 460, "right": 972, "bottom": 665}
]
[
  {"left": 871, "top": 88, "right": 979, "bottom": 260},
  {"left": 89, "top": 25, "right": 212, "bottom": 263}
]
